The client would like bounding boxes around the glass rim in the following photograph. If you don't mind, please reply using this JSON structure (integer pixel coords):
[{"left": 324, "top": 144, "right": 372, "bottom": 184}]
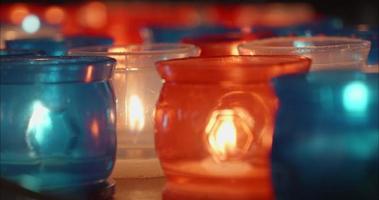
[
  {"left": 0, "top": 49, "right": 43, "bottom": 57},
  {"left": 182, "top": 32, "right": 274, "bottom": 44},
  {"left": 68, "top": 43, "right": 200, "bottom": 56},
  {"left": 239, "top": 36, "right": 371, "bottom": 52},
  {"left": 0, "top": 56, "right": 116, "bottom": 83},
  {"left": 156, "top": 55, "right": 311, "bottom": 83},
  {"left": 6, "top": 37, "right": 65, "bottom": 44},
  {"left": 0, "top": 56, "right": 115, "bottom": 66}
]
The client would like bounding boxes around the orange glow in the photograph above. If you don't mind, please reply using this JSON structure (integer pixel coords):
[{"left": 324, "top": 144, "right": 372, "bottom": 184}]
[
  {"left": 79, "top": 1, "right": 107, "bottom": 29},
  {"left": 10, "top": 4, "right": 29, "bottom": 24},
  {"left": 45, "top": 6, "right": 65, "bottom": 24},
  {"left": 205, "top": 109, "right": 254, "bottom": 161},
  {"left": 91, "top": 119, "right": 100, "bottom": 139},
  {"left": 208, "top": 113, "right": 237, "bottom": 157},
  {"left": 126, "top": 95, "right": 145, "bottom": 132},
  {"left": 84, "top": 65, "right": 94, "bottom": 83},
  {"left": 107, "top": 47, "right": 126, "bottom": 69}
]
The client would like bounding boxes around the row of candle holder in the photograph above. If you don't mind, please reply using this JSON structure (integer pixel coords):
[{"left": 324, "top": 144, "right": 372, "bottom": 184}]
[{"left": 0, "top": 32, "right": 378, "bottom": 200}]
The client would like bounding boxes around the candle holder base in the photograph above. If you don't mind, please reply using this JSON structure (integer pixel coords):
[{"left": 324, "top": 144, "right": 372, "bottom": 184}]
[
  {"left": 0, "top": 178, "right": 116, "bottom": 200},
  {"left": 163, "top": 179, "right": 274, "bottom": 200},
  {"left": 111, "top": 158, "right": 164, "bottom": 178}
]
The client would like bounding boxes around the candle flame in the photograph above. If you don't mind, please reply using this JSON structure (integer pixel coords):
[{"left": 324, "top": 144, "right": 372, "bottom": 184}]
[
  {"left": 209, "top": 114, "right": 237, "bottom": 157},
  {"left": 231, "top": 45, "right": 240, "bottom": 56},
  {"left": 205, "top": 108, "right": 255, "bottom": 161},
  {"left": 206, "top": 109, "right": 239, "bottom": 161},
  {"left": 127, "top": 95, "right": 145, "bottom": 132},
  {"left": 26, "top": 101, "right": 52, "bottom": 148}
]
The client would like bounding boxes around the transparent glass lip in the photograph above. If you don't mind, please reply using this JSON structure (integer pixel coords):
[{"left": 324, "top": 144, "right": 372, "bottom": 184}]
[
  {"left": 0, "top": 56, "right": 116, "bottom": 83},
  {"left": 68, "top": 43, "right": 200, "bottom": 56},
  {"left": 156, "top": 55, "right": 311, "bottom": 83},
  {"left": 239, "top": 36, "right": 371, "bottom": 53},
  {"left": 6, "top": 37, "right": 65, "bottom": 45}
]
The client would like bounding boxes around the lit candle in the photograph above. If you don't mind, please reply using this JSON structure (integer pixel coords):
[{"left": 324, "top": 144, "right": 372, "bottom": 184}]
[
  {"left": 69, "top": 44, "right": 200, "bottom": 178},
  {"left": 155, "top": 55, "right": 311, "bottom": 198},
  {"left": 165, "top": 108, "right": 268, "bottom": 178}
]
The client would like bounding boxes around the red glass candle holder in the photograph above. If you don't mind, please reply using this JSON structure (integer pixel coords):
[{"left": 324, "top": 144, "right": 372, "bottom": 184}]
[
  {"left": 155, "top": 55, "right": 311, "bottom": 199},
  {"left": 182, "top": 32, "right": 274, "bottom": 57}
]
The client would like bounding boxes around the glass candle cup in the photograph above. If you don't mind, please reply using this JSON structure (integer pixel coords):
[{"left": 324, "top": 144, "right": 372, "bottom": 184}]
[
  {"left": 262, "top": 25, "right": 378, "bottom": 67},
  {"left": 341, "top": 27, "right": 378, "bottom": 67},
  {"left": 271, "top": 70, "right": 378, "bottom": 200},
  {"left": 0, "top": 49, "right": 43, "bottom": 57},
  {"left": 146, "top": 25, "right": 239, "bottom": 43},
  {"left": 5, "top": 35, "right": 114, "bottom": 56},
  {"left": 238, "top": 36, "right": 371, "bottom": 71},
  {"left": 69, "top": 44, "right": 200, "bottom": 178},
  {"left": 155, "top": 55, "right": 311, "bottom": 199},
  {"left": 182, "top": 32, "right": 274, "bottom": 57},
  {"left": 0, "top": 56, "right": 117, "bottom": 191}
]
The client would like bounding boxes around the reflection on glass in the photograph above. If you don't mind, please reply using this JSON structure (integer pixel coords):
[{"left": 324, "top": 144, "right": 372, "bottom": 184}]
[
  {"left": 26, "top": 101, "right": 51, "bottom": 146},
  {"left": 205, "top": 109, "right": 254, "bottom": 161}
]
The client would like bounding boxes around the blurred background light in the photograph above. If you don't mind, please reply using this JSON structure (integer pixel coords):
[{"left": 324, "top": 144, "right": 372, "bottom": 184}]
[
  {"left": 10, "top": 4, "right": 29, "bottom": 24},
  {"left": 21, "top": 14, "right": 41, "bottom": 33},
  {"left": 343, "top": 81, "right": 369, "bottom": 113},
  {"left": 79, "top": 1, "right": 107, "bottom": 29},
  {"left": 44, "top": 6, "right": 65, "bottom": 24}
]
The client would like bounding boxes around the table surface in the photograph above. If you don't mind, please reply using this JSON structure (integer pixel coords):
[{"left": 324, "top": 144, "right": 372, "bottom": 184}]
[{"left": 114, "top": 178, "right": 166, "bottom": 200}]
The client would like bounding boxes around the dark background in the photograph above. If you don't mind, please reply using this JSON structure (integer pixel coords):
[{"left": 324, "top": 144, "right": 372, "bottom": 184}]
[{"left": 1, "top": 0, "right": 378, "bottom": 26}]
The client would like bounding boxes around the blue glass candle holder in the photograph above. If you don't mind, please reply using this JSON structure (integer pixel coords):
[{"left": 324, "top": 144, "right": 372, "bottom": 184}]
[
  {"left": 146, "top": 25, "right": 239, "bottom": 43},
  {"left": 0, "top": 49, "right": 43, "bottom": 57},
  {"left": 0, "top": 56, "right": 117, "bottom": 191},
  {"left": 5, "top": 35, "right": 114, "bottom": 56},
  {"left": 271, "top": 70, "right": 378, "bottom": 200},
  {"left": 64, "top": 35, "right": 114, "bottom": 49},
  {"left": 251, "top": 17, "right": 344, "bottom": 37},
  {"left": 6, "top": 38, "right": 67, "bottom": 56}
]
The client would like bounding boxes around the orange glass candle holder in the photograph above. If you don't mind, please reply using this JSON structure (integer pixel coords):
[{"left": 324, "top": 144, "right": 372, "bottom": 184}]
[
  {"left": 182, "top": 32, "right": 274, "bottom": 57},
  {"left": 155, "top": 55, "right": 311, "bottom": 199}
]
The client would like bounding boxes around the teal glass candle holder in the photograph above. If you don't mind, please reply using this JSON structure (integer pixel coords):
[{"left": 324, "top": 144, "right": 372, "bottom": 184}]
[
  {"left": 0, "top": 56, "right": 117, "bottom": 192},
  {"left": 271, "top": 70, "right": 378, "bottom": 200},
  {"left": 0, "top": 49, "right": 42, "bottom": 57},
  {"left": 5, "top": 35, "right": 114, "bottom": 56}
]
